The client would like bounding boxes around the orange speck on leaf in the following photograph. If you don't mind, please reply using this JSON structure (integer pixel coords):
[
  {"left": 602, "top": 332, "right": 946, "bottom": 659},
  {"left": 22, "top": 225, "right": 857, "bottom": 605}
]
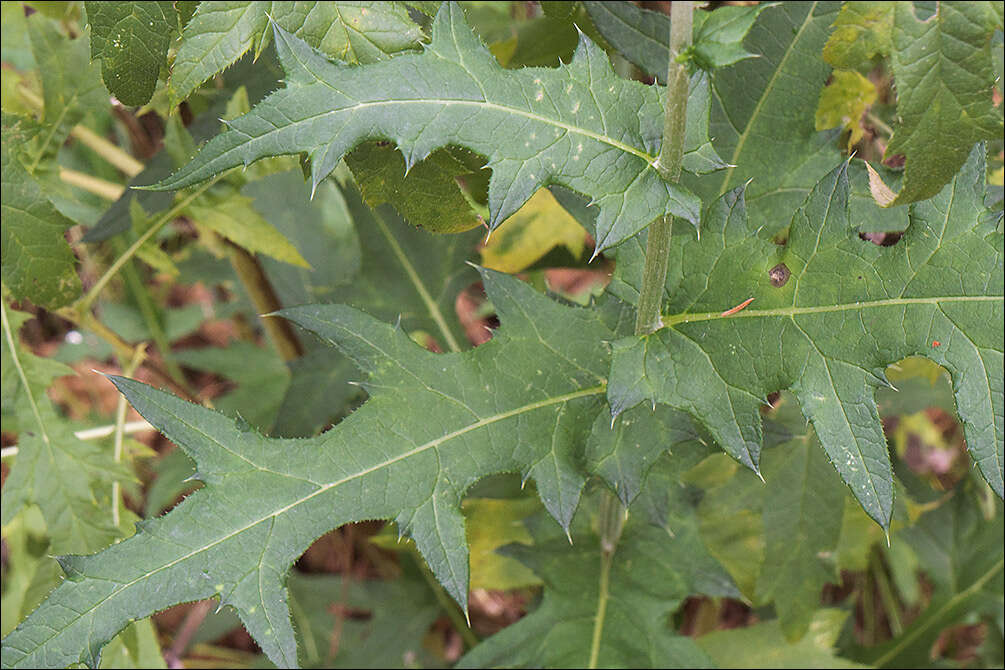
[
  {"left": 932, "top": 340, "right": 941, "bottom": 347},
  {"left": 720, "top": 297, "right": 755, "bottom": 317}
]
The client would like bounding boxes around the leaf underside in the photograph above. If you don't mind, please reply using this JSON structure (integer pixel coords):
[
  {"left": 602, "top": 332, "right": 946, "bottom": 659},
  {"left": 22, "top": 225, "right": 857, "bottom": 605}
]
[
  {"left": 607, "top": 145, "right": 1004, "bottom": 528},
  {"left": 149, "top": 3, "right": 707, "bottom": 252},
  {"left": 0, "top": 270, "right": 630, "bottom": 669}
]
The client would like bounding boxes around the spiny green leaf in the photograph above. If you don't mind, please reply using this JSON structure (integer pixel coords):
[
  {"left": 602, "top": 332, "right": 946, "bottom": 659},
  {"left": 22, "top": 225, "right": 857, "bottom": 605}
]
[
  {"left": 0, "top": 270, "right": 620, "bottom": 668},
  {"left": 168, "top": 1, "right": 426, "bottom": 106},
  {"left": 1, "top": 117, "right": 81, "bottom": 309},
  {"left": 85, "top": 2, "right": 175, "bottom": 106},
  {"left": 687, "top": 3, "right": 774, "bottom": 72},
  {"left": 607, "top": 146, "right": 1003, "bottom": 528},
  {"left": 148, "top": 3, "right": 703, "bottom": 252},
  {"left": 585, "top": 403, "right": 710, "bottom": 508}
]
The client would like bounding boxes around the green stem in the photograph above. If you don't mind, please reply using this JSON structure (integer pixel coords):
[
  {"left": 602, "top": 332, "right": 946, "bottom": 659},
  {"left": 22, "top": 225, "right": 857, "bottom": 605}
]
[
  {"left": 589, "top": 491, "right": 627, "bottom": 668},
  {"left": 862, "top": 566, "right": 876, "bottom": 646},
  {"left": 112, "top": 345, "right": 146, "bottom": 527},
  {"left": 634, "top": 1, "right": 692, "bottom": 336},
  {"left": 225, "top": 240, "right": 304, "bottom": 362},
  {"left": 76, "top": 176, "right": 223, "bottom": 314}
]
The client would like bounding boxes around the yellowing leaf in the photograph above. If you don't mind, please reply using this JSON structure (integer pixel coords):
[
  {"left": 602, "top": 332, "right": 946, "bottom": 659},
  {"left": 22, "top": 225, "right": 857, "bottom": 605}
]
[
  {"left": 481, "top": 189, "right": 587, "bottom": 273},
  {"left": 815, "top": 70, "right": 876, "bottom": 148},
  {"left": 186, "top": 192, "right": 311, "bottom": 268},
  {"left": 822, "top": 1, "right": 894, "bottom": 73},
  {"left": 463, "top": 497, "right": 541, "bottom": 591}
]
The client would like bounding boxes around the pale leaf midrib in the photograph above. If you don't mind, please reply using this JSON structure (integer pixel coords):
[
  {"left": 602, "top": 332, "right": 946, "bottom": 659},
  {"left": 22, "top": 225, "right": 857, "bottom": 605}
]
[
  {"left": 370, "top": 208, "right": 461, "bottom": 353},
  {"left": 14, "top": 384, "right": 606, "bottom": 659},
  {"left": 665, "top": 295, "right": 1000, "bottom": 327},
  {"left": 175, "top": 96, "right": 656, "bottom": 187}
]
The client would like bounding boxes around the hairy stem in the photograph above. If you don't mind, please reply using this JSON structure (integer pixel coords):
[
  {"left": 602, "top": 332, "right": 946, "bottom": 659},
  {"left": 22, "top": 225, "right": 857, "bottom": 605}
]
[
  {"left": 589, "top": 491, "right": 627, "bottom": 668},
  {"left": 634, "top": 1, "right": 693, "bottom": 336}
]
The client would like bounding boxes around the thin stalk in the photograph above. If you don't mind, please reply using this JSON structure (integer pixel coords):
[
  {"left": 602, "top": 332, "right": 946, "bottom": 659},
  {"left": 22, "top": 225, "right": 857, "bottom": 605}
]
[
  {"left": 0, "top": 421, "right": 156, "bottom": 459},
  {"left": 634, "top": 1, "right": 693, "bottom": 336},
  {"left": 59, "top": 168, "right": 125, "bottom": 201},
  {"left": 71, "top": 125, "right": 144, "bottom": 177},
  {"left": 866, "top": 112, "right": 894, "bottom": 137},
  {"left": 589, "top": 491, "right": 627, "bottom": 668},
  {"left": 75, "top": 419, "right": 154, "bottom": 441},
  {"left": 861, "top": 567, "right": 876, "bottom": 646},
  {"left": 224, "top": 240, "right": 304, "bottom": 362},
  {"left": 163, "top": 599, "right": 215, "bottom": 668},
  {"left": 76, "top": 175, "right": 223, "bottom": 314},
  {"left": 112, "top": 345, "right": 147, "bottom": 526}
]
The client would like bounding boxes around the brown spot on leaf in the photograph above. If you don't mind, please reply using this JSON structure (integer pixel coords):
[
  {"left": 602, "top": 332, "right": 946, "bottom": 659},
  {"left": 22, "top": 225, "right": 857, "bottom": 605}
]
[{"left": 769, "top": 263, "right": 790, "bottom": 287}]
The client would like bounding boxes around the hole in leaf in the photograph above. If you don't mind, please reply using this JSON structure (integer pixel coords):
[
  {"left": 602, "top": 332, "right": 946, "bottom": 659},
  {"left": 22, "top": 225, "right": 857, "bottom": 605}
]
[{"left": 859, "top": 231, "right": 903, "bottom": 247}]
